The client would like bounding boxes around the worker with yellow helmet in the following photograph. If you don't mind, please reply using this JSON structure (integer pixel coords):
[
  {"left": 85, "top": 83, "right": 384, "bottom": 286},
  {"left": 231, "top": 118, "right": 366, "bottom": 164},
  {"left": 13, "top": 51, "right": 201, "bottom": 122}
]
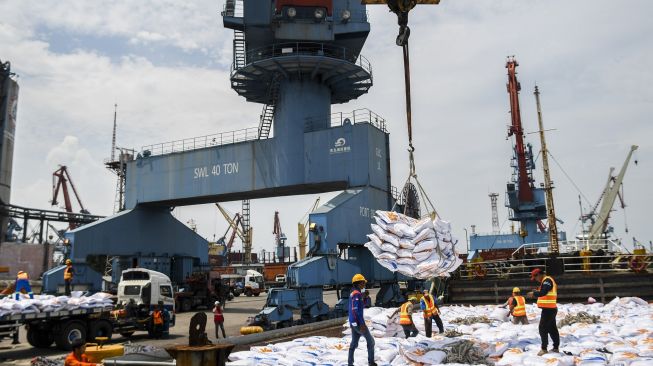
[
  {"left": 348, "top": 274, "right": 376, "bottom": 366},
  {"left": 508, "top": 287, "right": 528, "bottom": 325},
  {"left": 398, "top": 296, "right": 419, "bottom": 338},
  {"left": 64, "top": 259, "right": 74, "bottom": 296}
]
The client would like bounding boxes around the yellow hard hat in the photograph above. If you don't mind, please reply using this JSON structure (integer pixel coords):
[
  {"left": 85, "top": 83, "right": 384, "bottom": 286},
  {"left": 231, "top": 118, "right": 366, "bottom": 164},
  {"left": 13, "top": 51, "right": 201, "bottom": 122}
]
[
  {"left": 408, "top": 296, "right": 418, "bottom": 302},
  {"left": 513, "top": 287, "right": 521, "bottom": 293},
  {"left": 66, "top": 259, "right": 72, "bottom": 265},
  {"left": 17, "top": 271, "right": 25, "bottom": 275},
  {"left": 352, "top": 274, "right": 367, "bottom": 284}
]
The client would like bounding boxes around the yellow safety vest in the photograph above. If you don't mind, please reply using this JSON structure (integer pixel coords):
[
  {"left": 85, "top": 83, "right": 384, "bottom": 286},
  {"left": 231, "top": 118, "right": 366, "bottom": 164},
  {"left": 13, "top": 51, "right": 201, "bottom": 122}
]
[
  {"left": 421, "top": 294, "right": 436, "bottom": 318},
  {"left": 64, "top": 266, "right": 73, "bottom": 281},
  {"left": 399, "top": 302, "right": 413, "bottom": 325},
  {"left": 512, "top": 296, "right": 526, "bottom": 316},
  {"left": 536, "top": 275, "right": 558, "bottom": 309}
]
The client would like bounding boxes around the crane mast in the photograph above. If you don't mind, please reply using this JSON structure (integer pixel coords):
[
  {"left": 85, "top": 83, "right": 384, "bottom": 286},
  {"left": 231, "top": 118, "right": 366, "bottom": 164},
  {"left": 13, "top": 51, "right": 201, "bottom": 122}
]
[
  {"left": 534, "top": 86, "right": 559, "bottom": 254},
  {"left": 506, "top": 57, "right": 534, "bottom": 203}
]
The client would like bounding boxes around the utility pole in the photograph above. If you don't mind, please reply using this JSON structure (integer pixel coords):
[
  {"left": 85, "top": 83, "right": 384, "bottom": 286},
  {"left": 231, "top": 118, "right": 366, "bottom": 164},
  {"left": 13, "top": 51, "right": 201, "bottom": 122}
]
[{"left": 534, "top": 85, "right": 559, "bottom": 255}]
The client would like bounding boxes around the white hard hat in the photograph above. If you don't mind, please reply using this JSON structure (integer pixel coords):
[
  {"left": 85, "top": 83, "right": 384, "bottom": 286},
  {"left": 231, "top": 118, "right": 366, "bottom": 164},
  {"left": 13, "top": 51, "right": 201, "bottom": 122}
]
[{"left": 215, "top": 301, "right": 220, "bottom": 305}]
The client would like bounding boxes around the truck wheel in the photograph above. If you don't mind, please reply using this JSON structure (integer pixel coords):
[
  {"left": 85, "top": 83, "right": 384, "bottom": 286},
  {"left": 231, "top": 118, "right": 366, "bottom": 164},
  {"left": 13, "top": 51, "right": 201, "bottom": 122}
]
[
  {"left": 87, "top": 320, "right": 113, "bottom": 342},
  {"left": 55, "top": 321, "right": 86, "bottom": 351},
  {"left": 254, "top": 291, "right": 260, "bottom": 297},
  {"left": 119, "top": 331, "right": 135, "bottom": 338},
  {"left": 27, "top": 326, "right": 54, "bottom": 348},
  {"left": 182, "top": 299, "right": 192, "bottom": 312},
  {"left": 245, "top": 289, "right": 252, "bottom": 297}
]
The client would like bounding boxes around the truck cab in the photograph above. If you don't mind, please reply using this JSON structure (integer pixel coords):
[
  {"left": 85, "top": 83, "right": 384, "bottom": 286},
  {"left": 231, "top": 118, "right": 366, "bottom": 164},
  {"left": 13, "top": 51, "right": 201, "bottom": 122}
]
[
  {"left": 118, "top": 268, "right": 175, "bottom": 314},
  {"left": 244, "top": 270, "right": 265, "bottom": 297}
]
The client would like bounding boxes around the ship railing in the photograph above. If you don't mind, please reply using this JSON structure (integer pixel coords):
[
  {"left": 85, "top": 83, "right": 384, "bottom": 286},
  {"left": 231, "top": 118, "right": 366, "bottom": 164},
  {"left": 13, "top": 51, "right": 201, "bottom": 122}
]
[
  {"left": 304, "top": 108, "right": 387, "bottom": 133},
  {"left": 140, "top": 127, "right": 259, "bottom": 157},
  {"left": 510, "top": 239, "right": 627, "bottom": 257},
  {"left": 221, "top": 0, "right": 243, "bottom": 18},
  {"left": 235, "top": 42, "right": 371, "bottom": 74},
  {"left": 457, "top": 253, "right": 651, "bottom": 280}
]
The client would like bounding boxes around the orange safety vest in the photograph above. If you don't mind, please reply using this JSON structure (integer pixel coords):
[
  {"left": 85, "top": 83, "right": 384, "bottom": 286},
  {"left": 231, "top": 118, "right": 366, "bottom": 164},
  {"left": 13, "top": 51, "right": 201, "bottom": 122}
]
[
  {"left": 17, "top": 272, "right": 29, "bottom": 280},
  {"left": 421, "top": 294, "right": 436, "bottom": 318},
  {"left": 64, "top": 266, "right": 73, "bottom": 281},
  {"left": 64, "top": 352, "right": 96, "bottom": 366},
  {"left": 536, "top": 275, "right": 558, "bottom": 309},
  {"left": 512, "top": 296, "right": 526, "bottom": 317},
  {"left": 399, "top": 302, "right": 413, "bottom": 325},
  {"left": 153, "top": 310, "right": 163, "bottom": 325}
]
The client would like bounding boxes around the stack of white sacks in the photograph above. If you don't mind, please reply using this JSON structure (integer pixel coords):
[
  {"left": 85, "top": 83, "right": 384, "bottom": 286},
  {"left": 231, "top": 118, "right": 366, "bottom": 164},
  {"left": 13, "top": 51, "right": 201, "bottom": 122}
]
[
  {"left": 0, "top": 291, "right": 113, "bottom": 318},
  {"left": 365, "top": 211, "right": 463, "bottom": 279},
  {"left": 228, "top": 297, "right": 653, "bottom": 366}
]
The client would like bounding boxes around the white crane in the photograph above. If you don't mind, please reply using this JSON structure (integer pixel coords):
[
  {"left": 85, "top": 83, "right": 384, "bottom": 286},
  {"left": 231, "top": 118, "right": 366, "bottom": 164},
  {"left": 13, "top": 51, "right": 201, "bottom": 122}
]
[{"left": 585, "top": 145, "right": 638, "bottom": 242}]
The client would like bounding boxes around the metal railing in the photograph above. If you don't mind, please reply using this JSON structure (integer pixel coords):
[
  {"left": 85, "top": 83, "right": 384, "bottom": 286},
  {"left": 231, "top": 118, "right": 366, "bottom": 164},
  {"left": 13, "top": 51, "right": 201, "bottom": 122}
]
[
  {"left": 457, "top": 253, "right": 651, "bottom": 280},
  {"left": 140, "top": 127, "right": 259, "bottom": 157},
  {"left": 304, "top": 108, "right": 387, "bottom": 132},
  {"left": 234, "top": 42, "right": 372, "bottom": 75},
  {"left": 510, "top": 239, "right": 630, "bottom": 257},
  {"left": 221, "top": 0, "right": 243, "bottom": 17}
]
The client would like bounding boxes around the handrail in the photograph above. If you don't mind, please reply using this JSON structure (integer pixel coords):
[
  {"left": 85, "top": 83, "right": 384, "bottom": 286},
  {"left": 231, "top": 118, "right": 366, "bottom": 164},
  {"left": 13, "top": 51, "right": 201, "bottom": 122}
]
[
  {"left": 510, "top": 239, "right": 629, "bottom": 257},
  {"left": 140, "top": 127, "right": 259, "bottom": 157},
  {"left": 304, "top": 108, "right": 387, "bottom": 133},
  {"left": 232, "top": 42, "right": 371, "bottom": 75}
]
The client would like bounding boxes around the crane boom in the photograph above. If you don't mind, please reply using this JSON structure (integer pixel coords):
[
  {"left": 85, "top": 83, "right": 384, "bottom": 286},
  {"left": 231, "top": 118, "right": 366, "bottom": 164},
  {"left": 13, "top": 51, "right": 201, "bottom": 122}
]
[
  {"left": 298, "top": 197, "right": 320, "bottom": 259},
  {"left": 534, "top": 86, "right": 559, "bottom": 254},
  {"left": 588, "top": 145, "right": 638, "bottom": 241},
  {"left": 52, "top": 166, "right": 89, "bottom": 230}
]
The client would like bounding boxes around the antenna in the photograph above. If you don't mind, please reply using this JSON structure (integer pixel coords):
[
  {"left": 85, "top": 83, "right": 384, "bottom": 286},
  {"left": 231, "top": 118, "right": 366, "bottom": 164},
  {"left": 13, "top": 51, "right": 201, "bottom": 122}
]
[
  {"left": 489, "top": 193, "right": 500, "bottom": 234},
  {"left": 111, "top": 104, "right": 117, "bottom": 161}
]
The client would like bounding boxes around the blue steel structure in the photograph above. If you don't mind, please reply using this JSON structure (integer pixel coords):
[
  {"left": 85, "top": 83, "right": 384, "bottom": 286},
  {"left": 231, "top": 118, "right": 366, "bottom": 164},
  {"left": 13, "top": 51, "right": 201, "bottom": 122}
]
[{"left": 43, "top": 0, "right": 415, "bottom": 322}]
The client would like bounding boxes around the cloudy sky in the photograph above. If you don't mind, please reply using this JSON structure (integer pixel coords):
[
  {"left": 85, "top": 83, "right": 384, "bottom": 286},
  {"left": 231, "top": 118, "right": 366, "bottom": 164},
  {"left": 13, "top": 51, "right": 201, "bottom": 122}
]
[{"left": 1, "top": 0, "right": 651, "bottom": 255}]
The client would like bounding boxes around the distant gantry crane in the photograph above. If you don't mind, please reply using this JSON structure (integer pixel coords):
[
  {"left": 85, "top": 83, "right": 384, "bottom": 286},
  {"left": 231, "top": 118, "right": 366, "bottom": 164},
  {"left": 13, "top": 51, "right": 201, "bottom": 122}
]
[
  {"left": 51, "top": 166, "right": 89, "bottom": 230},
  {"left": 298, "top": 197, "right": 320, "bottom": 260},
  {"left": 489, "top": 193, "right": 500, "bottom": 234},
  {"left": 273, "top": 211, "right": 287, "bottom": 262},
  {"left": 215, "top": 203, "right": 248, "bottom": 265}
]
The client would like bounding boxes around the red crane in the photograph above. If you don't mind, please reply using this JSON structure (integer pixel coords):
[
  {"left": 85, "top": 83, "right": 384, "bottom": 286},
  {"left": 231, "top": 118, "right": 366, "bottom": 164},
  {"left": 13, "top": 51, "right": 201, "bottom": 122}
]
[
  {"left": 52, "top": 166, "right": 89, "bottom": 229},
  {"left": 505, "top": 57, "right": 534, "bottom": 203}
]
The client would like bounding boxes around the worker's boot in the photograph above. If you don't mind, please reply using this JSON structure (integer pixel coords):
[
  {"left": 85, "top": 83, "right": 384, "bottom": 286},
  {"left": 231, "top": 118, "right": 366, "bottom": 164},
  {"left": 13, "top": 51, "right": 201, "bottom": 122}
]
[
  {"left": 537, "top": 349, "right": 548, "bottom": 356},
  {"left": 551, "top": 348, "right": 560, "bottom": 353}
]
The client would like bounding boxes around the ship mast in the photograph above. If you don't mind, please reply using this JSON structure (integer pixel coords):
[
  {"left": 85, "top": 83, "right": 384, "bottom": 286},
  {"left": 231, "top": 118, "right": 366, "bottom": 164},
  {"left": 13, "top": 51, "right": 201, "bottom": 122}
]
[{"left": 534, "top": 85, "right": 559, "bottom": 255}]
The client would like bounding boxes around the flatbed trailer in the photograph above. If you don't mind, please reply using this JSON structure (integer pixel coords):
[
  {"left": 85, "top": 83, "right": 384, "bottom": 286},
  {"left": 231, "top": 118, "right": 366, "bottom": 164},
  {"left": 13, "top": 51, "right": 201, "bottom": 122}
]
[{"left": 0, "top": 305, "right": 169, "bottom": 351}]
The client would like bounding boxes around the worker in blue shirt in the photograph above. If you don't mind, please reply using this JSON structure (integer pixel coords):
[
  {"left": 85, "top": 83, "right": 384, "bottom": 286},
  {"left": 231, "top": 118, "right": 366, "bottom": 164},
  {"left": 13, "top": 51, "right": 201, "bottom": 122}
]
[{"left": 348, "top": 274, "right": 376, "bottom": 366}]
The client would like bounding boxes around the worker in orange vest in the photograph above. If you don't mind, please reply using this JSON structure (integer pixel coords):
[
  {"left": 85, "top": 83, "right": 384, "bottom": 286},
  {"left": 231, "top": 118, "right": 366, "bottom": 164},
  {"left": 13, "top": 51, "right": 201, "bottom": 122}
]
[
  {"left": 64, "top": 339, "right": 97, "bottom": 366},
  {"left": 508, "top": 287, "right": 528, "bottom": 325},
  {"left": 14, "top": 271, "right": 33, "bottom": 300},
  {"left": 398, "top": 297, "right": 419, "bottom": 338},
  {"left": 420, "top": 289, "right": 443, "bottom": 337},
  {"left": 64, "top": 259, "right": 74, "bottom": 296},
  {"left": 527, "top": 268, "right": 560, "bottom": 356},
  {"left": 151, "top": 302, "right": 164, "bottom": 339}
]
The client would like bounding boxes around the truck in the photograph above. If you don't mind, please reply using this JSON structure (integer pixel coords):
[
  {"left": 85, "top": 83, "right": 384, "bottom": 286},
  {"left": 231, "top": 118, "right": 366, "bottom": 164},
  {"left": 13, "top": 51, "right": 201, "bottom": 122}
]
[
  {"left": 0, "top": 268, "right": 175, "bottom": 351},
  {"left": 174, "top": 271, "right": 232, "bottom": 312},
  {"left": 243, "top": 269, "right": 265, "bottom": 297}
]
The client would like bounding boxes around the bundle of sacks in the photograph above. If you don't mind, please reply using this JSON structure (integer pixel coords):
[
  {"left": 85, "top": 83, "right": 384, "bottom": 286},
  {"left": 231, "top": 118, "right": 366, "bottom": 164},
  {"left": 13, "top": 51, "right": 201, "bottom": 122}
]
[
  {"left": 228, "top": 297, "right": 653, "bottom": 365},
  {"left": 365, "top": 211, "right": 463, "bottom": 279},
  {"left": 0, "top": 291, "right": 113, "bottom": 318}
]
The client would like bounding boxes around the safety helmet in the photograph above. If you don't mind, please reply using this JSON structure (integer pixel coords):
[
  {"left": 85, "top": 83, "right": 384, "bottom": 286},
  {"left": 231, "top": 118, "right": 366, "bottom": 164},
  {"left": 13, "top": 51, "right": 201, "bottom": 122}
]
[
  {"left": 352, "top": 274, "right": 366, "bottom": 284},
  {"left": 17, "top": 271, "right": 25, "bottom": 275},
  {"left": 215, "top": 301, "right": 220, "bottom": 305},
  {"left": 66, "top": 259, "right": 72, "bottom": 265},
  {"left": 408, "top": 296, "right": 418, "bottom": 302},
  {"left": 512, "top": 287, "right": 520, "bottom": 293}
]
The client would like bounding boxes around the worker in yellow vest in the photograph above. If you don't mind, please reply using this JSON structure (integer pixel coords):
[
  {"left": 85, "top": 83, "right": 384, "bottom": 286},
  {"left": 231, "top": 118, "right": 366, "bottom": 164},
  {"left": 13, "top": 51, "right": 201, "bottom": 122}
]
[
  {"left": 398, "top": 297, "right": 419, "bottom": 338},
  {"left": 64, "top": 259, "right": 74, "bottom": 296},
  {"left": 527, "top": 268, "right": 560, "bottom": 356},
  {"left": 420, "top": 289, "right": 443, "bottom": 337},
  {"left": 14, "top": 271, "right": 33, "bottom": 300},
  {"left": 508, "top": 287, "right": 528, "bottom": 325}
]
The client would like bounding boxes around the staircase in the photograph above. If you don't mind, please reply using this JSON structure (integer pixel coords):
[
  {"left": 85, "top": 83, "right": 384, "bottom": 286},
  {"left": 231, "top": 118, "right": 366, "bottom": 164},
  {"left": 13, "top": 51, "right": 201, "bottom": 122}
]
[
  {"left": 233, "top": 30, "right": 246, "bottom": 70},
  {"left": 257, "top": 74, "right": 282, "bottom": 139}
]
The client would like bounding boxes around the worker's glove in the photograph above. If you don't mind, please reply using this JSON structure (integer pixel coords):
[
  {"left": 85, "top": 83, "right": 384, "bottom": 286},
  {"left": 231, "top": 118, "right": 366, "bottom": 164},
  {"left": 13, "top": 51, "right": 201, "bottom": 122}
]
[{"left": 437, "top": 295, "right": 444, "bottom": 302}]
